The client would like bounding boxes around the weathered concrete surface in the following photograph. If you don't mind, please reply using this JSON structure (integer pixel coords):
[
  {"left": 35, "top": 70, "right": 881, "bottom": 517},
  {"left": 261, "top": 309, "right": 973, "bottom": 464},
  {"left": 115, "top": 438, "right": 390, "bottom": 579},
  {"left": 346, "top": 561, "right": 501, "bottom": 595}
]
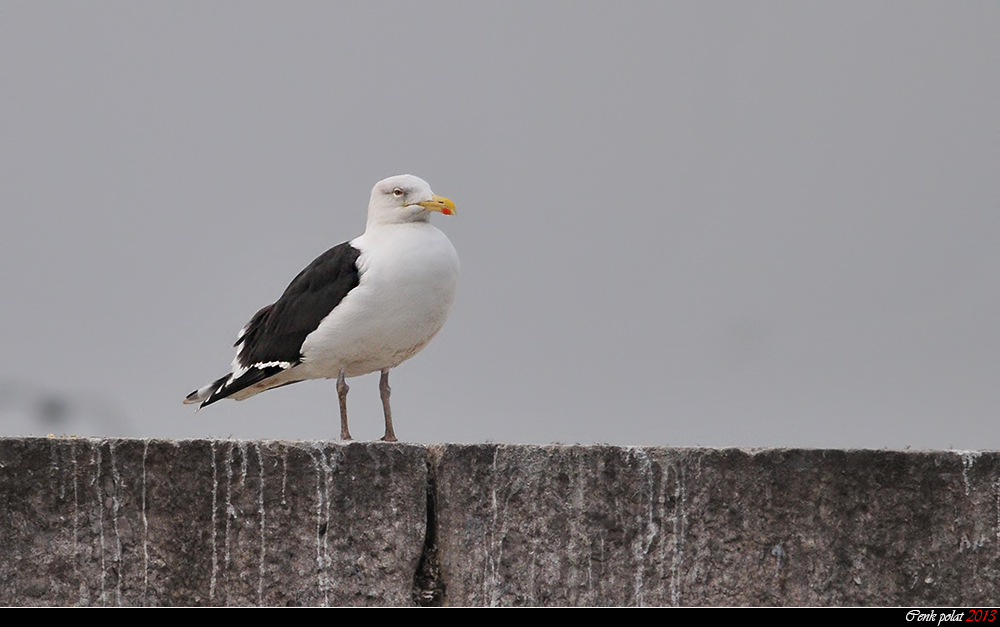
[
  {"left": 432, "top": 445, "right": 1000, "bottom": 606},
  {"left": 2, "top": 438, "right": 998, "bottom": 605},
  {"left": 0, "top": 438, "right": 427, "bottom": 606}
]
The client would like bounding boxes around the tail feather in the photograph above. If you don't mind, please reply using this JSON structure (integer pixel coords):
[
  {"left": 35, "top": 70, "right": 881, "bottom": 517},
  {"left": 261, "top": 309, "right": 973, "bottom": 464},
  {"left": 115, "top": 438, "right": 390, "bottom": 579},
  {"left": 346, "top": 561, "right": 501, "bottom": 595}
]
[
  {"left": 183, "top": 374, "right": 230, "bottom": 407},
  {"left": 184, "top": 363, "right": 297, "bottom": 409}
]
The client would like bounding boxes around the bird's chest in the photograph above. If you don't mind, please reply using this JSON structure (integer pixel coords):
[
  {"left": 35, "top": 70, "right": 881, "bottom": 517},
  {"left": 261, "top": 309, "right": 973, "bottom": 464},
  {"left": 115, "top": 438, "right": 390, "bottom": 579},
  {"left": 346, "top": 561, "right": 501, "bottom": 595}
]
[
  {"left": 302, "top": 228, "right": 459, "bottom": 374},
  {"left": 357, "top": 234, "right": 459, "bottom": 330}
]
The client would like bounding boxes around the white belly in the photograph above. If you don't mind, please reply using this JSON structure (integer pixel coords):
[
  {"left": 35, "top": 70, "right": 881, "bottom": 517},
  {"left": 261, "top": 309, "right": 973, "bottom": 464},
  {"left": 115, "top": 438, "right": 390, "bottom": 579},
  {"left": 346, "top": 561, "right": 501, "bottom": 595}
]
[{"left": 298, "top": 223, "right": 459, "bottom": 379}]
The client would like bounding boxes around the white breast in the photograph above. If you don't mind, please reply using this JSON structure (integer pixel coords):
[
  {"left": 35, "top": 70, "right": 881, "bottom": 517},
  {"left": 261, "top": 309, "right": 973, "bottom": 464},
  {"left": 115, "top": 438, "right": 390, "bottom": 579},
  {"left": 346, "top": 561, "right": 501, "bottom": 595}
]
[{"left": 299, "top": 222, "right": 459, "bottom": 378}]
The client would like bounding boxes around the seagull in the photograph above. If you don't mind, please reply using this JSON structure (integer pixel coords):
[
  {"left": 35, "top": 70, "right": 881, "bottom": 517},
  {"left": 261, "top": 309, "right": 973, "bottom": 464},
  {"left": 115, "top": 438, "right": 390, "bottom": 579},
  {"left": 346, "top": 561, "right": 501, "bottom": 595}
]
[{"left": 184, "top": 174, "right": 459, "bottom": 442}]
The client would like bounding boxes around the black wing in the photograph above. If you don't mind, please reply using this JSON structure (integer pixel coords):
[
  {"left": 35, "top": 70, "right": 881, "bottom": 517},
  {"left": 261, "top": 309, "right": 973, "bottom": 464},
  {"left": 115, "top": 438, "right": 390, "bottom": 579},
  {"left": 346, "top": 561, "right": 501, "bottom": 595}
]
[
  {"left": 201, "top": 242, "right": 362, "bottom": 406},
  {"left": 238, "top": 240, "right": 363, "bottom": 367}
]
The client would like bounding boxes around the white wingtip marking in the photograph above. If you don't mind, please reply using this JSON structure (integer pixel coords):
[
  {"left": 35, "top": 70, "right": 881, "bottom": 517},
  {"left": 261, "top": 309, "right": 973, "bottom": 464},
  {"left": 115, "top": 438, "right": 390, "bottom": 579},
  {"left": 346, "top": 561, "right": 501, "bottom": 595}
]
[{"left": 184, "top": 382, "right": 215, "bottom": 405}]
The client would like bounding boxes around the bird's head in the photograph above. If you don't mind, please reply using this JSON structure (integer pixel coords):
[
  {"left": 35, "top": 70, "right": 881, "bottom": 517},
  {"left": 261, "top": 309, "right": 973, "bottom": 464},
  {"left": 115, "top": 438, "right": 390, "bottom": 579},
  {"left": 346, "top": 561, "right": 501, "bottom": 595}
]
[{"left": 367, "top": 174, "right": 456, "bottom": 226}]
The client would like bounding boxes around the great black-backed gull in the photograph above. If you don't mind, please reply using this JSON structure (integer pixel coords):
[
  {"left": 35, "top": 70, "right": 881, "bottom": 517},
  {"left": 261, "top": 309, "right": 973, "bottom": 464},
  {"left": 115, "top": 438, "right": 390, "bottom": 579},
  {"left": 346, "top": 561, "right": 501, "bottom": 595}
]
[{"left": 184, "top": 174, "right": 459, "bottom": 442}]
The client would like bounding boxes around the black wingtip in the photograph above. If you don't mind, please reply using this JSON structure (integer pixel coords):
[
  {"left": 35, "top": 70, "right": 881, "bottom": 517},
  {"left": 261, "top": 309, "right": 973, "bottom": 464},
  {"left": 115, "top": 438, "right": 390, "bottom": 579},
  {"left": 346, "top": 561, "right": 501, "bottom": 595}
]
[{"left": 202, "top": 364, "right": 295, "bottom": 408}]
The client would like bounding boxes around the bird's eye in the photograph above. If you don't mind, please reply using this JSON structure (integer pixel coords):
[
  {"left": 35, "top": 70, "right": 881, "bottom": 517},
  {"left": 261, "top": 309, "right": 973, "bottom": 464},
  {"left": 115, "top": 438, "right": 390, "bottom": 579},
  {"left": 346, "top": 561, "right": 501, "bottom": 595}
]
[{"left": 392, "top": 188, "right": 404, "bottom": 197}]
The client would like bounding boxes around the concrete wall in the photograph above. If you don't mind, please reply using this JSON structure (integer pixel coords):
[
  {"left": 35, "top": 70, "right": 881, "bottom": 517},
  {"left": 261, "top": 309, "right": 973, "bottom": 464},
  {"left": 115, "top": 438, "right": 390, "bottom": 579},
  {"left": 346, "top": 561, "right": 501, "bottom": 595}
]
[{"left": 1, "top": 438, "right": 997, "bottom": 606}]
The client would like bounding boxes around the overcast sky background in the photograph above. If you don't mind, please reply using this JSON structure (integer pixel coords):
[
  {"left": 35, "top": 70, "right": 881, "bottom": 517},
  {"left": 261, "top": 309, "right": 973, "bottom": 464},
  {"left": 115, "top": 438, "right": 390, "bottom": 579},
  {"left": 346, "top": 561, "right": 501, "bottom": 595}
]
[{"left": 1, "top": 2, "right": 997, "bottom": 449}]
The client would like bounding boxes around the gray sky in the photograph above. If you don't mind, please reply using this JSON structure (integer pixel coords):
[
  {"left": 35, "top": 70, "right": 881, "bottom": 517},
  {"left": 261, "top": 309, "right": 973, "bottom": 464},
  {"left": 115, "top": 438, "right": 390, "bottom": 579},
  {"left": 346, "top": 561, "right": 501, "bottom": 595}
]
[{"left": 1, "top": 2, "right": 997, "bottom": 449}]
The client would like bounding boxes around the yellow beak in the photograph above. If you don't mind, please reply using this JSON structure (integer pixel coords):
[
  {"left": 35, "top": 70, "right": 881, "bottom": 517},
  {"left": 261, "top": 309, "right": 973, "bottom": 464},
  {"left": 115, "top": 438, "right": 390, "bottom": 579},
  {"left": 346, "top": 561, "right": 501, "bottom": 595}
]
[{"left": 416, "top": 195, "right": 456, "bottom": 216}]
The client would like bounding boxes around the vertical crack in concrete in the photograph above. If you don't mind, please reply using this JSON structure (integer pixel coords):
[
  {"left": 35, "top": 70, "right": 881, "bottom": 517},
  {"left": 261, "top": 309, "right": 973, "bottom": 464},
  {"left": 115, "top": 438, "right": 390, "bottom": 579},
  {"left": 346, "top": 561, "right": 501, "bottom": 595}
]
[
  {"left": 238, "top": 441, "right": 249, "bottom": 486},
  {"left": 656, "top": 455, "right": 669, "bottom": 606},
  {"left": 631, "top": 448, "right": 656, "bottom": 606},
  {"left": 49, "top": 439, "right": 62, "bottom": 499},
  {"left": 669, "top": 461, "right": 686, "bottom": 607},
  {"left": 94, "top": 443, "right": 106, "bottom": 606},
  {"left": 109, "top": 441, "right": 123, "bottom": 606},
  {"left": 224, "top": 442, "right": 235, "bottom": 570},
  {"left": 959, "top": 450, "right": 982, "bottom": 496},
  {"left": 995, "top": 477, "right": 1000, "bottom": 552},
  {"left": 210, "top": 441, "right": 219, "bottom": 601},
  {"left": 70, "top": 440, "right": 80, "bottom": 601},
  {"left": 256, "top": 443, "right": 265, "bottom": 606},
  {"left": 310, "top": 447, "right": 331, "bottom": 607},
  {"left": 280, "top": 447, "right": 288, "bottom": 507},
  {"left": 142, "top": 440, "right": 149, "bottom": 604},
  {"left": 485, "top": 445, "right": 504, "bottom": 606},
  {"left": 577, "top": 459, "right": 592, "bottom": 600},
  {"left": 412, "top": 452, "right": 445, "bottom": 606}
]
